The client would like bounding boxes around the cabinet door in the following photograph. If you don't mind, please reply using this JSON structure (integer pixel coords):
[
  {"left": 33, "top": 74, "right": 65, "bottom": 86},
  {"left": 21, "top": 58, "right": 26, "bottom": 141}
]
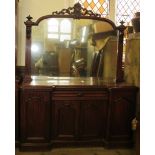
[
  {"left": 107, "top": 88, "right": 137, "bottom": 147},
  {"left": 20, "top": 90, "right": 50, "bottom": 143},
  {"left": 52, "top": 99, "right": 79, "bottom": 140},
  {"left": 52, "top": 91, "right": 108, "bottom": 142},
  {"left": 79, "top": 93, "right": 108, "bottom": 140}
]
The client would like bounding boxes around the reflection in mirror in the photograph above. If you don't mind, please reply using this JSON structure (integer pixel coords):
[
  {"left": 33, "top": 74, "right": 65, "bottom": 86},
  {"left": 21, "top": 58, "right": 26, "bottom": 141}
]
[{"left": 31, "top": 18, "right": 118, "bottom": 81}]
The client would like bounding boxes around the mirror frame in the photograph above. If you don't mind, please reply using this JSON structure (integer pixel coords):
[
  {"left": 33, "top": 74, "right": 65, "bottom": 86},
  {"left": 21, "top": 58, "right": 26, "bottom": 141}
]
[{"left": 24, "top": 2, "right": 126, "bottom": 83}]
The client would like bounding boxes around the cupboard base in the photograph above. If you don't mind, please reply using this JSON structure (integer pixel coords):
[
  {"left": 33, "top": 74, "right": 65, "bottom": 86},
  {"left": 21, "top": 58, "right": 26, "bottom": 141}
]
[
  {"left": 19, "top": 140, "right": 134, "bottom": 151},
  {"left": 19, "top": 143, "right": 51, "bottom": 151}
]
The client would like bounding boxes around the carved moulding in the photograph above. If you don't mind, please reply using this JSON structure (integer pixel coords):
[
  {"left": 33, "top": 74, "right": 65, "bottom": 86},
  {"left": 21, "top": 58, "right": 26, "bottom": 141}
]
[{"left": 52, "top": 2, "right": 101, "bottom": 18}]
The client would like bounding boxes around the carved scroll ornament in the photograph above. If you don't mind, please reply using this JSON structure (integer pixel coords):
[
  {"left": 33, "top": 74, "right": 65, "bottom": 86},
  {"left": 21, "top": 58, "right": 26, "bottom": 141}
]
[{"left": 52, "top": 2, "right": 101, "bottom": 18}]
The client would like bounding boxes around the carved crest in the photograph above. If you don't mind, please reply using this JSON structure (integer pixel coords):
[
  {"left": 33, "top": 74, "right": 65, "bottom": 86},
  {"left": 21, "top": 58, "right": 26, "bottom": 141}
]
[{"left": 52, "top": 2, "right": 101, "bottom": 18}]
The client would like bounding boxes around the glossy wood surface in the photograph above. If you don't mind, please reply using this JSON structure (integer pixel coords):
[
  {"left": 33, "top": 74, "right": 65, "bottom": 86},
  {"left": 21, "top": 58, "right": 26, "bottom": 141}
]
[
  {"left": 19, "top": 77, "right": 138, "bottom": 150},
  {"left": 22, "top": 76, "right": 136, "bottom": 88},
  {"left": 20, "top": 90, "right": 51, "bottom": 150},
  {"left": 106, "top": 88, "right": 137, "bottom": 147}
]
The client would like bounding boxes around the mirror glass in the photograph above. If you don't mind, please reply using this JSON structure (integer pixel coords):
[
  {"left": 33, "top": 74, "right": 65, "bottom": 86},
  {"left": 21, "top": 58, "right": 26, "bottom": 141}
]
[{"left": 31, "top": 18, "right": 118, "bottom": 80}]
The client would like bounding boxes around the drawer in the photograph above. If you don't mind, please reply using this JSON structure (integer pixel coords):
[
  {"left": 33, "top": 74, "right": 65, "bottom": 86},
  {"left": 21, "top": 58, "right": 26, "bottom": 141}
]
[{"left": 52, "top": 91, "right": 108, "bottom": 100}]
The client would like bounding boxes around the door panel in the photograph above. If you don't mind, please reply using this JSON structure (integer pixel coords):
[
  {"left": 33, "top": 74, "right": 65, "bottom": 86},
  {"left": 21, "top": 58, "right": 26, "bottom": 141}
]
[
  {"left": 20, "top": 91, "right": 50, "bottom": 143},
  {"left": 80, "top": 99, "right": 108, "bottom": 140},
  {"left": 52, "top": 100, "right": 79, "bottom": 140}
]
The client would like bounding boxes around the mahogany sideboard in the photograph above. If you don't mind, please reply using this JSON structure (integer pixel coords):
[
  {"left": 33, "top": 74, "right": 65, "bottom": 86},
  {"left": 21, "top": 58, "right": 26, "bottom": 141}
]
[
  {"left": 16, "top": 3, "right": 139, "bottom": 151},
  {"left": 18, "top": 77, "right": 138, "bottom": 151}
]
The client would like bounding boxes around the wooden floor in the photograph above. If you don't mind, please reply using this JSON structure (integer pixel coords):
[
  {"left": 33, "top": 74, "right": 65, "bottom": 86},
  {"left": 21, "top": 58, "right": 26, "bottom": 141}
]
[{"left": 16, "top": 147, "right": 135, "bottom": 155}]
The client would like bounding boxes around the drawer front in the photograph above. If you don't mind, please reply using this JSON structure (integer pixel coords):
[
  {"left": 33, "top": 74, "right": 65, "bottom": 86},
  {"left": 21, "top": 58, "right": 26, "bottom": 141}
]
[{"left": 52, "top": 91, "right": 108, "bottom": 100}]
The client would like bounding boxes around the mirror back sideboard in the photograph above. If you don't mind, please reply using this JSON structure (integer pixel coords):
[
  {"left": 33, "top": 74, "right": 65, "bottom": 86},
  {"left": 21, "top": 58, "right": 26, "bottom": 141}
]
[{"left": 18, "top": 3, "right": 138, "bottom": 151}]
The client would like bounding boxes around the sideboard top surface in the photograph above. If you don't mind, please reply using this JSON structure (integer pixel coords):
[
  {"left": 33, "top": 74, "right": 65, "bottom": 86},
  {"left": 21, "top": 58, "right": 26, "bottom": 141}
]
[{"left": 21, "top": 76, "right": 138, "bottom": 91}]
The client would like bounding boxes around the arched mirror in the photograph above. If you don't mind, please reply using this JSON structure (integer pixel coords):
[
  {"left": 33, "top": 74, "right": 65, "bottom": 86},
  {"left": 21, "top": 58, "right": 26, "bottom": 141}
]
[{"left": 25, "top": 3, "right": 125, "bottom": 83}]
